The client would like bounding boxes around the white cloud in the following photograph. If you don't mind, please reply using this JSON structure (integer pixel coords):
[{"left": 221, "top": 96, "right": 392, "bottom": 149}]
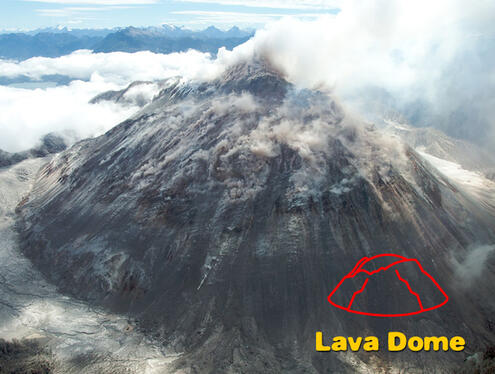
[
  {"left": 0, "top": 49, "right": 218, "bottom": 84},
  {"left": 175, "top": 0, "right": 341, "bottom": 10},
  {"left": 172, "top": 10, "right": 287, "bottom": 18},
  {"left": 0, "top": 79, "right": 137, "bottom": 152},
  {"left": 168, "top": 11, "right": 281, "bottom": 28},
  {"left": 26, "top": 0, "right": 157, "bottom": 4},
  {"left": 36, "top": 6, "right": 134, "bottom": 16},
  {"left": 36, "top": 9, "right": 69, "bottom": 17},
  {"left": 169, "top": 10, "right": 327, "bottom": 27},
  {"left": 214, "top": 6, "right": 459, "bottom": 89},
  {"left": 0, "top": 49, "right": 219, "bottom": 152},
  {"left": 212, "top": 0, "right": 495, "bottom": 146}
]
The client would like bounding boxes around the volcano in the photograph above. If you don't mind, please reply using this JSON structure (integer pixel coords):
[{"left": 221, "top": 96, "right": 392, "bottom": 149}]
[
  {"left": 16, "top": 59, "right": 495, "bottom": 373},
  {"left": 328, "top": 254, "right": 449, "bottom": 317}
]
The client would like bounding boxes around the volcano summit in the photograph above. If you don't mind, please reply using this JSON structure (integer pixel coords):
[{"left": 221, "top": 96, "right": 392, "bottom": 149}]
[{"left": 16, "top": 59, "right": 495, "bottom": 373}]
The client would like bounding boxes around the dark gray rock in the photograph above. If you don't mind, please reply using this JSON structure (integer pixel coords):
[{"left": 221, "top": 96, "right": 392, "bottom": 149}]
[{"left": 0, "top": 338, "right": 54, "bottom": 374}]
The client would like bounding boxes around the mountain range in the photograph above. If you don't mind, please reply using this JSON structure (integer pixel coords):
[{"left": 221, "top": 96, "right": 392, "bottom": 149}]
[{"left": 0, "top": 25, "right": 253, "bottom": 60}]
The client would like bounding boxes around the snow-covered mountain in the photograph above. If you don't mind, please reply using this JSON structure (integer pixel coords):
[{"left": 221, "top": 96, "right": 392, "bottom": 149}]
[
  {"left": 92, "top": 26, "right": 253, "bottom": 54},
  {"left": 16, "top": 59, "right": 495, "bottom": 373},
  {"left": 0, "top": 25, "right": 253, "bottom": 61}
]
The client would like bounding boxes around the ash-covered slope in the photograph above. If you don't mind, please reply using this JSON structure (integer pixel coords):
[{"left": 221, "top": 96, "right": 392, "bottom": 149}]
[{"left": 17, "top": 60, "right": 495, "bottom": 373}]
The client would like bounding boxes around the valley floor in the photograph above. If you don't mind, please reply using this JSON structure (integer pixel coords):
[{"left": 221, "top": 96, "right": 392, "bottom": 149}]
[{"left": 0, "top": 158, "right": 180, "bottom": 373}]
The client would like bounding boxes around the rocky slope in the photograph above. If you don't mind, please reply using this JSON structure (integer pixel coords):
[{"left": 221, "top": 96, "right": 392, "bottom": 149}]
[
  {"left": 0, "top": 158, "right": 179, "bottom": 373},
  {"left": 0, "top": 133, "right": 66, "bottom": 168},
  {"left": 17, "top": 59, "right": 495, "bottom": 373}
]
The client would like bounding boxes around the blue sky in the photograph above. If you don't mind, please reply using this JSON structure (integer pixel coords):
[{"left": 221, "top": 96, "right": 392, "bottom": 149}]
[{"left": 1, "top": 0, "right": 340, "bottom": 31}]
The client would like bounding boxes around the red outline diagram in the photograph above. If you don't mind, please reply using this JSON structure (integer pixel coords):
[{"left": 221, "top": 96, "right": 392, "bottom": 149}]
[{"left": 327, "top": 254, "right": 448, "bottom": 317}]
